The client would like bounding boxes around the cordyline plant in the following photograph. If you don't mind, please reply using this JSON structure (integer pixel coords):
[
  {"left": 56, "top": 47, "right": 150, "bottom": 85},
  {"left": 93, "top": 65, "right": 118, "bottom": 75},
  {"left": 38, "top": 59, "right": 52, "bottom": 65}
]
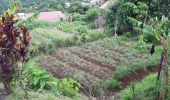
[{"left": 0, "top": 11, "right": 31, "bottom": 95}]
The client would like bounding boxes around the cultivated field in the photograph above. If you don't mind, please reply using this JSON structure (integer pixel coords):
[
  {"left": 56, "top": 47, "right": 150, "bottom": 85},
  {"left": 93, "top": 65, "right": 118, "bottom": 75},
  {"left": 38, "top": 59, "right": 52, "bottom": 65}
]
[{"left": 40, "top": 37, "right": 161, "bottom": 97}]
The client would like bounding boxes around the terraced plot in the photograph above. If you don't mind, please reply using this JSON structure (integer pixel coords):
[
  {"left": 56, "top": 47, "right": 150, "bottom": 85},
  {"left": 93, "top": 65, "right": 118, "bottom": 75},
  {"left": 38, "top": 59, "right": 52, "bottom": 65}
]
[{"left": 40, "top": 37, "right": 161, "bottom": 96}]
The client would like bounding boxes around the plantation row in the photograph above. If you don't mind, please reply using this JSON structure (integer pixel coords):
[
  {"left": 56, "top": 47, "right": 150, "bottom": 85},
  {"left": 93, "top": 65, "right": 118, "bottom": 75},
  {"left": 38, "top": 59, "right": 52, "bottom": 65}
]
[{"left": 40, "top": 37, "right": 161, "bottom": 96}]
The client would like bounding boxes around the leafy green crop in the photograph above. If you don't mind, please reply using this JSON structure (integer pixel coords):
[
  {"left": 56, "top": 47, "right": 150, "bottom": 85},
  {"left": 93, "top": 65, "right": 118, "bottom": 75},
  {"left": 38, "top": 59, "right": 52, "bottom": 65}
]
[{"left": 23, "top": 60, "right": 81, "bottom": 97}]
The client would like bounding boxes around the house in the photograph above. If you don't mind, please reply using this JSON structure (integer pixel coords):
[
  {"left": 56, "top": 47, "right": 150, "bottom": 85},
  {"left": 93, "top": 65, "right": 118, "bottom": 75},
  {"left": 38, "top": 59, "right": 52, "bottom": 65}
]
[
  {"left": 18, "top": 11, "right": 65, "bottom": 22},
  {"left": 99, "top": 0, "right": 117, "bottom": 11}
]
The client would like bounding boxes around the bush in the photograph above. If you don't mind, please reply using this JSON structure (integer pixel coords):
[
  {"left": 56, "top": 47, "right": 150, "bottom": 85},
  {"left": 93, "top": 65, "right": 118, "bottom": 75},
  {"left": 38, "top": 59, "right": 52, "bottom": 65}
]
[
  {"left": 105, "top": 1, "right": 148, "bottom": 35},
  {"left": 84, "top": 8, "right": 100, "bottom": 22},
  {"left": 68, "top": 2, "right": 90, "bottom": 14},
  {"left": 73, "top": 13, "right": 85, "bottom": 21},
  {"left": 0, "top": 10, "right": 31, "bottom": 94},
  {"left": 124, "top": 32, "right": 131, "bottom": 38}
]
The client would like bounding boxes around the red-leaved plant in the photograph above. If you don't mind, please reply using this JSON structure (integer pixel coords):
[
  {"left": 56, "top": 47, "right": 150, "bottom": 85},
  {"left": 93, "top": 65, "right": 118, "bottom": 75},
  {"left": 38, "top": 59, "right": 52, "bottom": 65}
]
[{"left": 0, "top": 11, "right": 31, "bottom": 94}]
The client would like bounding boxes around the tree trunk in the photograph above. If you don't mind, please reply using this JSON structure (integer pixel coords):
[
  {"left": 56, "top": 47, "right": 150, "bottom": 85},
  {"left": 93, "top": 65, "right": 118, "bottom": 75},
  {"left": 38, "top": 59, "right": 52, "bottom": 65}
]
[{"left": 159, "top": 37, "right": 168, "bottom": 100}]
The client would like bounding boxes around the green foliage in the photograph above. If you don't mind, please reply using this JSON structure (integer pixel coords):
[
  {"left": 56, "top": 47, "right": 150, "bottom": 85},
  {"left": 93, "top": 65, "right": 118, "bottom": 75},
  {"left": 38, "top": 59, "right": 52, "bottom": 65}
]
[
  {"left": 113, "top": 47, "right": 161, "bottom": 79},
  {"left": 23, "top": 60, "right": 81, "bottom": 97},
  {"left": 106, "top": 0, "right": 169, "bottom": 35},
  {"left": 106, "top": 0, "right": 148, "bottom": 34},
  {"left": 73, "top": 13, "right": 85, "bottom": 21},
  {"left": 60, "top": 78, "right": 81, "bottom": 97},
  {"left": 27, "top": 21, "right": 59, "bottom": 30},
  {"left": 116, "top": 2, "right": 137, "bottom": 31},
  {"left": 68, "top": 2, "right": 90, "bottom": 14},
  {"left": 6, "top": 88, "right": 66, "bottom": 100},
  {"left": 124, "top": 32, "right": 131, "bottom": 38},
  {"left": 23, "top": 60, "right": 56, "bottom": 90},
  {"left": 121, "top": 73, "right": 159, "bottom": 100},
  {"left": 0, "top": 0, "right": 9, "bottom": 15},
  {"left": 142, "top": 16, "right": 170, "bottom": 46},
  {"left": 120, "top": 72, "right": 170, "bottom": 100},
  {"left": 102, "top": 36, "right": 162, "bottom": 89},
  {"left": 29, "top": 21, "right": 107, "bottom": 55},
  {"left": 57, "top": 21, "right": 92, "bottom": 34},
  {"left": 84, "top": 8, "right": 99, "bottom": 22},
  {"left": 20, "top": 0, "right": 65, "bottom": 12},
  {"left": 104, "top": 79, "right": 121, "bottom": 89}
]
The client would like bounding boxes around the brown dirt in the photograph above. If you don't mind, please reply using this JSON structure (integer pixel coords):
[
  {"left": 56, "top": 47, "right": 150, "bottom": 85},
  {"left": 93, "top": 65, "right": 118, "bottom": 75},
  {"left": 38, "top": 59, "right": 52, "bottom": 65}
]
[
  {"left": 53, "top": 50, "right": 113, "bottom": 79},
  {"left": 96, "top": 65, "right": 159, "bottom": 100},
  {"left": 120, "top": 64, "right": 159, "bottom": 87},
  {"left": 73, "top": 51, "right": 115, "bottom": 71},
  {"left": 40, "top": 39, "right": 160, "bottom": 99}
]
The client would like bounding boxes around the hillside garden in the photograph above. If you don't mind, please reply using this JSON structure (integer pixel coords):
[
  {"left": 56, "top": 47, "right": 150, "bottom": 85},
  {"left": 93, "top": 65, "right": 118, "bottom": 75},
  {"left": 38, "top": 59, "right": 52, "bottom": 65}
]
[{"left": 0, "top": 0, "right": 170, "bottom": 100}]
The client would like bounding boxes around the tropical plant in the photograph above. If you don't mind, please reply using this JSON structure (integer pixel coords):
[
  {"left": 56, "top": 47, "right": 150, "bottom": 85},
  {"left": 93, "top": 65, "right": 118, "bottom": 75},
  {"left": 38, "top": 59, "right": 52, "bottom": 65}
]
[
  {"left": 142, "top": 16, "right": 170, "bottom": 100},
  {"left": 23, "top": 60, "right": 81, "bottom": 97},
  {"left": 105, "top": 0, "right": 169, "bottom": 35},
  {"left": 0, "top": 7, "right": 31, "bottom": 95}
]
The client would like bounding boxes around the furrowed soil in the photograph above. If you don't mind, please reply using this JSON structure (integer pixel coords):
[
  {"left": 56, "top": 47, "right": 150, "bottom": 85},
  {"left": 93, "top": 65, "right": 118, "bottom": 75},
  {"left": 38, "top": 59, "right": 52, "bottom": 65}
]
[{"left": 40, "top": 37, "right": 160, "bottom": 99}]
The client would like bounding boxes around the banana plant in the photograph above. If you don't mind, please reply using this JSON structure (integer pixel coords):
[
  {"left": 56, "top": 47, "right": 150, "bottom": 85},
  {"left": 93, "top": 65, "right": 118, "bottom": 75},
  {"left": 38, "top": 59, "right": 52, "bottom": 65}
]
[{"left": 143, "top": 16, "right": 170, "bottom": 100}]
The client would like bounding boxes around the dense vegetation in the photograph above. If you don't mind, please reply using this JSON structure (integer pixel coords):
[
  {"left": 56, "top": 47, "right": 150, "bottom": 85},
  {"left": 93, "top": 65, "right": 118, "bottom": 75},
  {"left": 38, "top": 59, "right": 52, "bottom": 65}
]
[
  {"left": 0, "top": 0, "right": 94, "bottom": 13},
  {"left": 105, "top": 0, "right": 170, "bottom": 35},
  {"left": 0, "top": 0, "right": 170, "bottom": 100}
]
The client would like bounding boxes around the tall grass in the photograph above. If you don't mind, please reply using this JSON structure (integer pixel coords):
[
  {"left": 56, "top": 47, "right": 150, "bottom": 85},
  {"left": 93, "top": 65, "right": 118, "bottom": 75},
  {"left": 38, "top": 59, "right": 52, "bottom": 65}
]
[
  {"left": 120, "top": 72, "right": 170, "bottom": 100},
  {"left": 30, "top": 26, "right": 107, "bottom": 55}
]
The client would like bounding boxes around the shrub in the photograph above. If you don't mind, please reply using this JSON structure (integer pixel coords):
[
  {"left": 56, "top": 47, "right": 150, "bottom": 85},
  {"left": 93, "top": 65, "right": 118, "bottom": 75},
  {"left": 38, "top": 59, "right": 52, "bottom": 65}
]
[
  {"left": 0, "top": 10, "right": 31, "bottom": 94},
  {"left": 68, "top": 2, "right": 90, "bottom": 14},
  {"left": 88, "top": 32, "right": 107, "bottom": 41},
  {"left": 73, "top": 13, "right": 84, "bottom": 21},
  {"left": 76, "top": 25, "right": 89, "bottom": 34},
  {"left": 124, "top": 32, "right": 131, "bottom": 38},
  {"left": 105, "top": 1, "right": 148, "bottom": 35},
  {"left": 84, "top": 8, "right": 100, "bottom": 22}
]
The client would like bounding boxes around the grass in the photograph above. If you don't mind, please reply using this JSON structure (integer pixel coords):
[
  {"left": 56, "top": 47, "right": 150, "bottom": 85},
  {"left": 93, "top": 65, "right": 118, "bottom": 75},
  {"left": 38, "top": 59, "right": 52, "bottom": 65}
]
[
  {"left": 6, "top": 88, "right": 73, "bottom": 100},
  {"left": 113, "top": 48, "right": 161, "bottom": 79},
  {"left": 120, "top": 73, "right": 158, "bottom": 100},
  {"left": 28, "top": 21, "right": 91, "bottom": 34},
  {"left": 56, "top": 21, "right": 90, "bottom": 34},
  {"left": 102, "top": 37, "right": 162, "bottom": 89},
  {"left": 31, "top": 27, "right": 74, "bottom": 46},
  {"left": 120, "top": 72, "right": 170, "bottom": 100},
  {"left": 30, "top": 22, "right": 107, "bottom": 55}
]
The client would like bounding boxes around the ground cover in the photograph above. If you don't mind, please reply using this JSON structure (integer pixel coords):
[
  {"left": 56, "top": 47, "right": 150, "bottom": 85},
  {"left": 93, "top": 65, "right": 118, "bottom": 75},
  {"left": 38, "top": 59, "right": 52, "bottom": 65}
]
[{"left": 40, "top": 36, "right": 162, "bottom": 97}]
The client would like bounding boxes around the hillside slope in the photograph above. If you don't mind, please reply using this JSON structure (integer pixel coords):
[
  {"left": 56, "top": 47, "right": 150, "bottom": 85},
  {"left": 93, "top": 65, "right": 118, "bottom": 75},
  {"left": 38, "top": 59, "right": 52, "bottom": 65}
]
[{"left": 40, "top": 37, "right": 161, "bottom": 98}]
